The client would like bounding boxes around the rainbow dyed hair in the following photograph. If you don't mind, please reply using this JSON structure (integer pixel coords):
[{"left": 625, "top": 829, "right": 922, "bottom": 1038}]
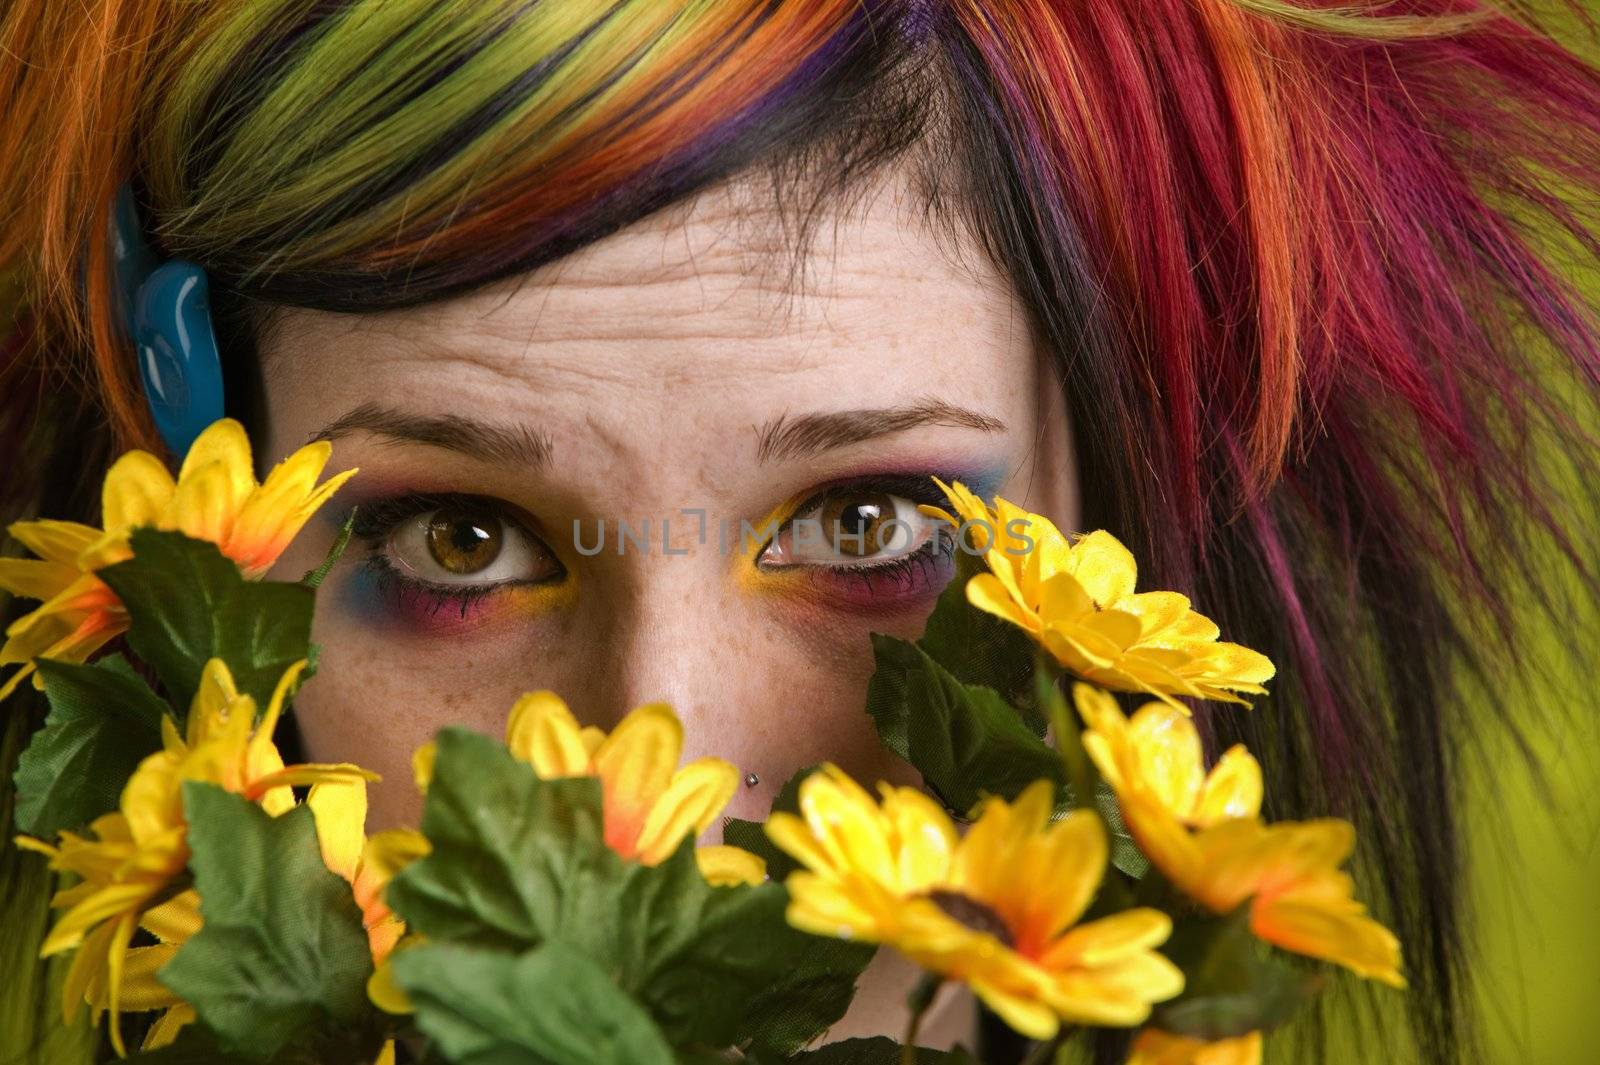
[{"left": 4, "top": 2, "right": 1600, "bottom": 1061}]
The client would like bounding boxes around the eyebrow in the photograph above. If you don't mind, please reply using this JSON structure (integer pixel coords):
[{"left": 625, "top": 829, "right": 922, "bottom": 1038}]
[
  {"left": 313, "top": 403, "right": 554, "bottom": 469},
  {"left": 756, "top": 399, "right": 1006, "bottom": 463}
]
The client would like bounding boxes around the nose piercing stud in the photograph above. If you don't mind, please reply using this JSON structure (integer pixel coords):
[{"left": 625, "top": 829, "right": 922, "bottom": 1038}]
[{"left": 743, "top": 772, "right": 761, "bottom": 788}]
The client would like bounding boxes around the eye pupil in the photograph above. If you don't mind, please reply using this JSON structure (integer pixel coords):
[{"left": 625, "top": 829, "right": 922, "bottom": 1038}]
[
  {"left": 821, "top": 494, "right": 894, "bottom": 557},
  {"left": 425, "top": 507, "right": 504, "bottom": 574}
]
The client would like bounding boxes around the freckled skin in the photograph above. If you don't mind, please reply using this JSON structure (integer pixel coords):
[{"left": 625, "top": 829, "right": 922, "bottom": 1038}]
[{"left": 259, "top": 171, "right": 1077, "bottom": 1045}]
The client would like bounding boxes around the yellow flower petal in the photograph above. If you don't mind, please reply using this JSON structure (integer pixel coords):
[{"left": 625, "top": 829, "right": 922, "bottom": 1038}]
[
  {"left": 308, "top": 778, "right": 368, "bottom": 882},
  {"left": 101, "top": 451, "right": 176, "bottom": 535},
  {"left": 0, "top": 557, "right": 80, "bottom": 601},
  {"left": 168, "top": 459, "right": 246, "bottom": 545},
  {"left": 363, "top": 829, "right": 432, "bottom": 886},
  {"left": 1037, "top": 572, "right": 1095, "bottom": 624},
  {"left": 880, "top": 785, "right": 958, "bottom": 894},
  {"left": 1128, "top": 1029, "right": 1264, "bottom": 1065},
  {"left": 1007, "top": 809, "right": 1107, "bottom": 947},
  {"left": 142, "top": 1004, "right": 196, "bottom": 1051},
  {"left": 505, "top": 690, "right": 590, "bottom": 777},
  {"left": 226, "top": 442, "right": 355, "bottom": 576},
  {"left": 1192, "top": 745, "right": 1264, "bottom": 824},
  {"left": 591, "top": 703, "right": 683, "bottom": 857},
  {"left": 959, "top": 786, "right": 1099, "bottom": 950},
  {"left": 695, "top": 845, "right": 766, "bottom": 886},
  {"left": 782, "top": 871, "right": 886, "bottom": 942},
  {"left": 798, "top": 765, "right": 896, "bottom": 887},
  {"left": 115, "top": 943, "right": 185, "bottom": 1010},
  {"left": 1067, "top": 530, "right": 1137, "bottom": 607},
  {"left": 176, "top": 420, "right": 254, "bottom": 503},
  {"left": 0, "top": 660, "right": 38, "bottom": 701},
  {"left": 8, "top": 519, "right": 102, "bottom": 566},
  {"left": 966, "top": 976, "right": 1062, "bottom": 1042},
  {"left": 635, "top": 757, "right": 739, "bottom": 865},
  {"left": 764, "top": 811, "right": 836, "bottom": 875},
  {"left": 965, "top": 571, "right": 1039, "bottom": 633},
  {"left": 1048, "top": 949, "right": 1185, "bottom": 1026},
  {"left": 104, "top": 911, "right": 137, "bottom": 1056},
  {"left": 140, "top": 891, "right": 201, "bottom": 943},
  {"left": 367, "top": 952, "right": 415, "bottom": 1015},
  {"left": 1126, "top": 702, "right": 1206, "bottom": 817},
  {"left": 61, "top": 920, "right": 118, "bottom": 1025},
  {"left": 1044, "top": 908, "right": 1172, "bottom": 968},
  {"left": 1253, "top": 896, "right": 1405, "bottom": 987}
]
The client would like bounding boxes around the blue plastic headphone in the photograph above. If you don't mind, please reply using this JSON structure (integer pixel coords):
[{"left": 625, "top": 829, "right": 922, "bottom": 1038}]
[{"left": 110, "top": 186, "right": 224, "bottom": 457}]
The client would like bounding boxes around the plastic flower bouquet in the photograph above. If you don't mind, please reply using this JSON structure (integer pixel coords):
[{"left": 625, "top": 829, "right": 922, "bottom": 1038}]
[{"left": 2, "top": 421, "right": 1403, "bottom": 1064}]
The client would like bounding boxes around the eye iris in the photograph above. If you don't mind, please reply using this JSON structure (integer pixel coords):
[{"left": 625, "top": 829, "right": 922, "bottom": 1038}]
[
  {"left": 821, "top": 493, "right": 895, "bottom": 558},
  {"left": 425, "top": 508, "right": 504, "bottom": 574}
]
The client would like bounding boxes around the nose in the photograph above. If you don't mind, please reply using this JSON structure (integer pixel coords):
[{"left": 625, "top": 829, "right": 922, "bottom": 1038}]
[
  {"left": 561, "top": 541, "right": 767, "bottom": 757},
  {"left": 542, "top": 521, "right": 921, "bottom": 824}
]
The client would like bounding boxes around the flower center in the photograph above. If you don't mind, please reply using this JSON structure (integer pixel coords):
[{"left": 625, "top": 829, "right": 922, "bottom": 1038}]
[{"left": 927, "top": 889, "right": 1014, "bottom": 947}]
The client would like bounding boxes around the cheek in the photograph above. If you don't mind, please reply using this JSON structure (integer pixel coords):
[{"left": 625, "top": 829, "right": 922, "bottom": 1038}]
[{"left": 678, "top": 611, "right": 927, "bottom": 824}]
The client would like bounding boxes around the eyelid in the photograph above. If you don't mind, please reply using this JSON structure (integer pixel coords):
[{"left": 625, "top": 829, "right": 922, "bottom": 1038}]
[
  {"left": 351, "top": 491, "right": 565, "bottom": 587},
  {"left": 759, "top": 478, "right": 954, "bottom": 569},
  {"left": 761, "top": 474, "right": 962, "bottom": 548},
  {"left": 350, "top": 491, "right": 541, "bottom": 542}
]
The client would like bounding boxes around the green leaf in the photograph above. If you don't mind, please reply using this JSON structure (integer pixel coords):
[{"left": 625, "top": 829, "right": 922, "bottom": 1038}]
[
  {"left": 917, "top": 549, "right": 1037, "bottom": 715},
  {"left": 12, "top": 656, "right": 168, "bottom": 835},
  {"left": 98, "top": 529, "right": 315, "bottom": 711},
  {"left": 771, "top": 1037, "right": 982, "bottom": 1064},
  {"left": 122, "top": 1023, "right": 384, "bottom": 1065},
  {"left": 1095, "top": 780, "right": 1149, "bottom": 880},
  {"left": 387, "top": 729, "right": 871, "bottom": 1056},
  {"left": 867, "top": 635, "right": 1062, "bottom": 816},
  {"left": 1150, "top": 905, "right": 1323, "bottom": 1040},
  {"left": 720, "top": 764, "right": 816, "bottom": 882},
  {"left": 394, "top": 940, "right": 675, "bottom": 1065},
  {"left": 160, "top": 784, "right": 377, "bottom": 1062}
]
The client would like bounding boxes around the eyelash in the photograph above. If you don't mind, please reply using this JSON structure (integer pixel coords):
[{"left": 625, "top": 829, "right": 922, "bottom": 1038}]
[
  {"left": 346, "top": 476, "right": 965, "bottom": 618},
  {"left": 759, "top": 473, "right": 960, "bottom": 598},
  {"left": 349, "top": 492, "right": 557, "bottom": 619},
  {"left": 810, "top": 529, "right": 957, "bottom": 597}
]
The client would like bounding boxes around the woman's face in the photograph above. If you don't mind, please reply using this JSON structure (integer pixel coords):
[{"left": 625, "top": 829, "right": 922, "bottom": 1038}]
[{"left": 261, "top": 169, "right": 1076, "bottom": 834}]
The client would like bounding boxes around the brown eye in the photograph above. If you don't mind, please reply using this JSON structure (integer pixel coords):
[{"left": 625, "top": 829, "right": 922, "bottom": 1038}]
[
  {"left": 425, "top": 506, "right": 504, "bottom": 574},
  {"left": 389, "top": 502, "right": 561, "bottom": 585},
  {"left": 819, "top": 493, "right": 896, "bottom": 557},
  {"left": 758, "top": 491, "right": 938, "bottom": 567}
]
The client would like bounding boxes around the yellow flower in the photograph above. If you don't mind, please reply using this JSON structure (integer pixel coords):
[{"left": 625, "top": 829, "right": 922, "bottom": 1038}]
[
  {"left": 923, "top": 481, "right": 1273, "bottom": 707},
  {"left": 1075, "top": 684, "right": 1262, "bottom": 884},
  {"left": 1075, "top": 685, "right": 1404, "bottom": 988},
  {"left": 0, "top": 419, "right": 356, "bottom": 699},
  {"left": 765, "top": 768, "right": 1184, "bottom": 1040},
  {"left": 418, "top": 691, "right": 765, "bottom": 885},
  {"left": 14, "top": 659, "right": 376, "bottom": 1055},
  {"left": 1128, "top": 1029, "right": 1263, "bottom": 1065}
]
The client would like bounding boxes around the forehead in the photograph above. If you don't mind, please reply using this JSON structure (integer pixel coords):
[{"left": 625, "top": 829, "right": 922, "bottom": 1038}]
[{"left": 258, "top": 172, "right": 1034, "bottom": 456}]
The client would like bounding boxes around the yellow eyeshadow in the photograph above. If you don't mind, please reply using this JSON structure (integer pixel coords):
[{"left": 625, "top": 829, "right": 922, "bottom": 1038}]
[
  {"left": 480, "top": 574, "right": 578, "bottom": 621},
  {"left": 737, "top": 493, "right": 807, "bottom": 565}
]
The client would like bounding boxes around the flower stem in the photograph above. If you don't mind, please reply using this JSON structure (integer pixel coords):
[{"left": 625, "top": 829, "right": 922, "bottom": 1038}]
[
  {"left": 1019, "top": 1034, "right": 1066, "bottom": 1065},
  {"left": 303, "top": 508, "right": 357, "bottom": 588},
  {"left": 900, "top": 974, "right": 943, "bottom": 1065},
  {"left": 1035, "top": 657, "right": 1098, "bottom": 812}
]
